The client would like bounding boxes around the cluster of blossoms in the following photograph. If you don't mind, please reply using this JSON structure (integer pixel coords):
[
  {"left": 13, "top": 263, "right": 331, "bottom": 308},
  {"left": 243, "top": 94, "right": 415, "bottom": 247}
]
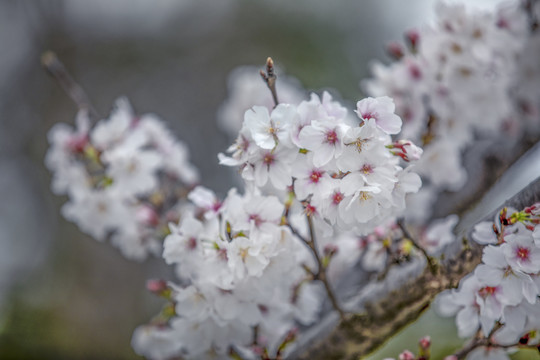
[
  {"left": 132, "top": 187, "right": 322, "bottom": 359},
  {"left": 131, "top": 92, "right": 425, "bottom": 359},
  {"left": 219, "top": 92, "right": 422, "bottom": 235},
  {"left": 363, "top": 0, "right": 540, "bottom": 221},
  {"left": 43, "top": 1, "right": 540, "bottom": 359},
  {"left": 45, "top": 98, "right": 199, "bottom": 259},
  {"left": 436, "top": 203, "right": 540, "bottom": 359}
]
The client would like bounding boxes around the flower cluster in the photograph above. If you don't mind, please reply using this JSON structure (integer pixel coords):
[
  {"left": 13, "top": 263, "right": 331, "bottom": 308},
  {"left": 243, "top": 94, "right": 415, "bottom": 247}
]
[
  {"left": 45, "top": 98, "right": 199, "bottom": 259},
  {"left": 363, "top": 1, "right": 540, "bottom": 221},
  {"left": 43, "top": 2, "right": 540, "bottom": 358},
  {"left": 129, "top": 92, "right": 424, "bottom": 358},
  {"left": 132, "top": 187, "right": 322, "bottom": 359},
  {"left": 436, "top": 203, "right": 540, "bottom": 359},
  {"left": 219, "top": 92, "right": 422, "bottom": 235}
]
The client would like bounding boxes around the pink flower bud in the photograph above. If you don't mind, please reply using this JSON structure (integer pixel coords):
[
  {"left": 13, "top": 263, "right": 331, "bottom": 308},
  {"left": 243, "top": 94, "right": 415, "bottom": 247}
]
[
  {"left": 399, "top": 350, "right": 415, "bottom": 360},
  {"left": 387, "top": 41, "right": 404, "bottom": 59},
  {"left": 324, "top": 244, "right": 338, "bottom": 257},
  {"left": 136, "top": 205, "right": 160, "bottom": 227},
  {"left": 146, "top": 279, "right": 167, "bottom": 294},
  {"left": 67, "top": 134, "right": 89, "bottom": 153},
  {"left": 419, "top": 335, "right": 431, "bottom": 349},
  {"left": 405, "top": 29, "right": 420, "bottom": 51}
]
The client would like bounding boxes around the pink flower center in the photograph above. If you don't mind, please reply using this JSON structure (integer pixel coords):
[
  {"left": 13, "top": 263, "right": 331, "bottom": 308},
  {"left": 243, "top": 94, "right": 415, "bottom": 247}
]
[
  {"left": 332, "top": 191, "right": 344, "bottom": 205},
  {"left": 263, "top": 153, "right": 275, "bottom": 166},
  {"left": 361, "top": 111, "right": 376, "bottom": 120},
  {"left": 478, "top": 286, "right": 497, "bottom": 298},
  {"left": 309, "top": 170, "right": 323, "bottom": 183},
  {"left": 516, "top": 247, "right": 530, "bottom": 261},
  {"left": 361, "top": 164, "right": 373, "bottom": 174},
  {"left": 305, "top": 204, "right": 317, "bottom": 216},
  {"left": 408, "top": 63, "right": 422, "bottom": 80},
  {"left": 187, "top": 237, "right": 197, "bottom": 250},
  {"left": 249, "top": 214, "right": 263, "bottom": 227},
  {"left": 325, "top": 130, "right": 338, "bottom": 144},
  {"left": 67, "top": 135, "right": 88, "bottom": 153}
]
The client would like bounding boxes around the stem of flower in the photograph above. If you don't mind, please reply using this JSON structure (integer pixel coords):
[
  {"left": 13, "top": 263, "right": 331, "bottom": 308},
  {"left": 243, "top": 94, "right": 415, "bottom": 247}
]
[
  {"left": 305, "top": 214, "right": 346, "bottom": 321},
  {"left": 397, "top": 219, "right": 438, "bottom": 275},
  {"left": 259, "top": 57, "right": 279, "bottom": 107}
]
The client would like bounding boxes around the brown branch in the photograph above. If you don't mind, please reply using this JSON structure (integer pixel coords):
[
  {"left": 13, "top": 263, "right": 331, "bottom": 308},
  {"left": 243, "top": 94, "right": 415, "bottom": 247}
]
[
  {"left": 295, "top": 178, "right": 540, "bottom": 359},
  {"left": 259, "top": 57, "right": 279, "bottom": 107},
  {"left": 41, "top": 51, "right": 100, "bottom": 118},
  {"left": 297, "top": 245, "right": 482, "bottom": 360}
]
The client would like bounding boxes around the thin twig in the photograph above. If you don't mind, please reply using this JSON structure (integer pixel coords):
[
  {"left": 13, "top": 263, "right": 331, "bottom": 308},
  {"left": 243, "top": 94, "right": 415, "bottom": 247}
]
[
  {"left": 397, "top": 218, "right": 438, "bottom": 275},
  {"left": 259, "top": 57, "right": 279, "bottom": 107},
  {"left": 41, "top": 51, "right": 100, "bottom": 118},
  {"left": 454, "top": 336, "right": 539, "bottom": 359},
  {"left": 286, "top": 223, "right": 310, "bottom": 245},
  {"left": 305, "top": 214, "right": 346, "bottom": 320}
]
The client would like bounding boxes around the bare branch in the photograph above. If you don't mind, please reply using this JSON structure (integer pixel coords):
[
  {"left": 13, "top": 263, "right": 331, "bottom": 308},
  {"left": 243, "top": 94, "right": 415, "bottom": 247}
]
[
  {"left": 259, "top": 57, "right": 279, "bottom": 107},
  {"left": 41, "top": 51, "right": 100, "bottom": 118}
]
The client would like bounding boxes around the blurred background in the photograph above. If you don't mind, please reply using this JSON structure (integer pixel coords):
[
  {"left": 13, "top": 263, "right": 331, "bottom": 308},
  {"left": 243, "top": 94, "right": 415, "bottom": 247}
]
[{"left": 0, "top": 0, "right": 535, "bottom": 359}]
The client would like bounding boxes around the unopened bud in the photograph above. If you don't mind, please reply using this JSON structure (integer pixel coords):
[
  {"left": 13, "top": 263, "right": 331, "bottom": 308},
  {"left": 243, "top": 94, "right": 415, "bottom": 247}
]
[
  {"left": 387, "top": 41, "right": 404, "bottom": 59},
  {"left": 146, "top": 279, "right": 169, "bottom": 297},
  {"left": 67, "top": 134, "right": 89, "bottom": 153},
  {"left": 405, "top": 29, "right": 420, "bottom": 52},
  {"left": 419, "top": 335, "right": 431, "bottom": 349},
  {"left": 399, "top": 350, "right": 415, "bottom": 360},
  {"left": 136, "top": 205, "right": 160, "bottom": 227},
  {"left": 324, "top": 244, "right": 338, "bottom": 257}
]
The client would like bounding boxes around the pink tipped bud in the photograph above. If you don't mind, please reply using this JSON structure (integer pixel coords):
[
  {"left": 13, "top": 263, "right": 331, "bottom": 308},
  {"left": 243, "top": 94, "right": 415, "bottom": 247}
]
[
  {"left": 67, "top": 134, "right": 89, "bottom": 153},
  {"left": 146, "top": 279, "right": 168, "bottom": 294},
  {"left": 405, "top": 29, "right": 420, "bottom": 51},
  {"left": 399, "top": 350, "right": 415, "bottom": 360},
  {"left": 136, "top": 205, "right": 160, "bottom": 227},
  {"left": 419, "top": 336, "right": 431, "bottom": 349},
  {"left": 324, "top": 244, "right": 339, "bottom": 257},
  {"left": 387, "top": 41, "right": 404, "bottom": 59},
  {"left": 444, "top": 356, "right": 458, "bottom": 360},
  {"left": 390, "top": 140, "right": 422, "bottom": 162}
]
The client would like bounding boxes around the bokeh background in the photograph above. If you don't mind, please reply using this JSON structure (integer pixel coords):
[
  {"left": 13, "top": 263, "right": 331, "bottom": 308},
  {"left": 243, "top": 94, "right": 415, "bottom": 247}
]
[{"left": 0, "top": 0, "right": 537, "bottom": 359}]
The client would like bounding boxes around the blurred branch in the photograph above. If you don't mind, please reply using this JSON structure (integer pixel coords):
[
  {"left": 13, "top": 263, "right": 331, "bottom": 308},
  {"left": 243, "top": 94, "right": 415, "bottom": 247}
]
[{"left": 41, "top": 51, "right": 99, "bottom": 118}]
